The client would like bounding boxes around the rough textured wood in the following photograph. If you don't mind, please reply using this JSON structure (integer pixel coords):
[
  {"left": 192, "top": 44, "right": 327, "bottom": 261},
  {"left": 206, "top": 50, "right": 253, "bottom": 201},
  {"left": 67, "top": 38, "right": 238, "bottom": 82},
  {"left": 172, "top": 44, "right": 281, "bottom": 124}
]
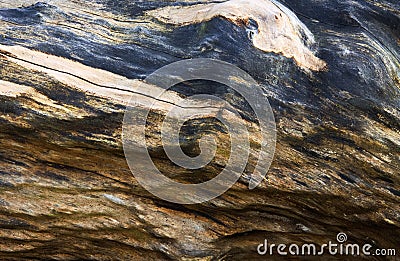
[
  {"left": 0, "top": 0, "right": 399, "bottom": 260},
  {"left": 146, "top": 0, "right": 327, "bottom": 70}
]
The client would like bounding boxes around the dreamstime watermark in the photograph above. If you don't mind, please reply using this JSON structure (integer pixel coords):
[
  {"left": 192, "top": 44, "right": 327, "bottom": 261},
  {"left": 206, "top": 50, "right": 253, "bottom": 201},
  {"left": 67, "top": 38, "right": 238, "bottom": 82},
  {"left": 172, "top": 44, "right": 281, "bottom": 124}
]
[
  {"left": 257, "top": 232, "right": 397, "bottom": 257},
  {"left": 122, "top": 59, "right": 276, "bottom": 204}
]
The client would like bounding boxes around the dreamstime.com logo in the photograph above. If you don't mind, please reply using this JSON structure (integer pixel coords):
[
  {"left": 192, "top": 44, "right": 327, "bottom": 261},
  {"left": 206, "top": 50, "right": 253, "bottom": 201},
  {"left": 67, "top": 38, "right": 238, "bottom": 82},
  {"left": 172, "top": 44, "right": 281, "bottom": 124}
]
[
  {"left": 257, "top": 232, "right": 397, "bottom": 257},
  {"left": 122, "top": 59, "right": 276, "bottom": 204}
]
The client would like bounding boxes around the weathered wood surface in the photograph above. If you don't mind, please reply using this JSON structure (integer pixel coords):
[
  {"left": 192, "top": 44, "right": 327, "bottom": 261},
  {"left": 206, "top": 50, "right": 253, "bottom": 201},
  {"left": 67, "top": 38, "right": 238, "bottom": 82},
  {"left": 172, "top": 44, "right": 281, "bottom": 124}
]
[{"left": 0, "top": 0, "right": 399, "bottom": 260}]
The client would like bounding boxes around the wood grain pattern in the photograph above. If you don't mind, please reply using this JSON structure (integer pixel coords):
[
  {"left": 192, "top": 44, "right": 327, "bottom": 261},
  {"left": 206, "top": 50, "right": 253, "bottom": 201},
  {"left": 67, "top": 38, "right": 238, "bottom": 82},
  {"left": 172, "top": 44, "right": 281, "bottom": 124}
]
[{"left": 0, "top": 0, "right": 399, "bottom": 259}]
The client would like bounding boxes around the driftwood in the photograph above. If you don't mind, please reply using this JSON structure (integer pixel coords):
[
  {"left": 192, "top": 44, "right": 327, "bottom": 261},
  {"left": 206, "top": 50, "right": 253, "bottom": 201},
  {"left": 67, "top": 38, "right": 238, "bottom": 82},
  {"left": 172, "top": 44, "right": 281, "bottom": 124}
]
[{"left": 0, "top": 0, "right": 399, "bottom": 260}]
